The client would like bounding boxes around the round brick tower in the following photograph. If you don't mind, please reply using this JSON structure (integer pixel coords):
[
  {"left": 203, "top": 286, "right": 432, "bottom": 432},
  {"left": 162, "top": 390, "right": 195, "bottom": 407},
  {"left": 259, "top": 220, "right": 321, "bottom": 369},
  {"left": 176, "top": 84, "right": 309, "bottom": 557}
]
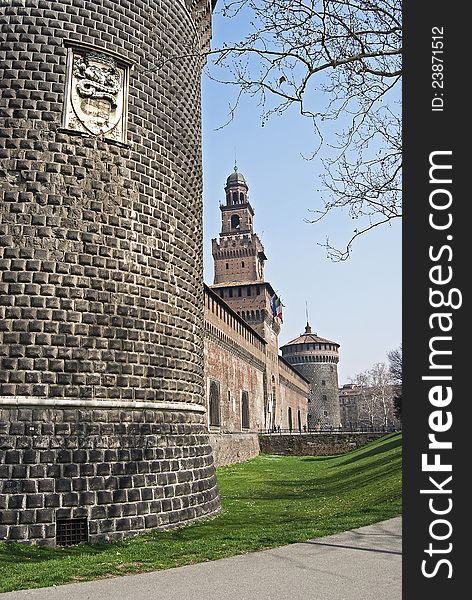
[
  {"left": 280, "top": 323, "right": 341, "bottom": 428},
  {"left": 0, "top": 0, "right": 219, "bottom": 545}
]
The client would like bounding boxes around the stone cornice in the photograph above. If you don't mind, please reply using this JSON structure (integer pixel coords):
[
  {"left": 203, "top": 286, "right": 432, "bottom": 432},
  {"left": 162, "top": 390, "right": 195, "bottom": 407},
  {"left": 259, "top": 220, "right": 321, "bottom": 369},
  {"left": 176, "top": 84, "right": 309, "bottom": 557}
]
[{"left": 0, "top": 397, "right": 206, "bottom": 413}]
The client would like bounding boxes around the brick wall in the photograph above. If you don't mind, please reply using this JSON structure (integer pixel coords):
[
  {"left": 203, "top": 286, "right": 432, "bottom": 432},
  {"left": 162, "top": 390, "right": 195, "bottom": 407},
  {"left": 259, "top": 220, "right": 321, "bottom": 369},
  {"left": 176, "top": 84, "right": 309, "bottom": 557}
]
[
  {"left": 204, "top": 285, "right": 309, "bottom": 464},
  {"left": 204, "top": 286, "right": 266, "bottom": 437},
  {"left": 209, "top": 432, "right": 260, "bottom": 467},
  {"left": 278, "top": 357, "right": 309, "bottom": 431}
]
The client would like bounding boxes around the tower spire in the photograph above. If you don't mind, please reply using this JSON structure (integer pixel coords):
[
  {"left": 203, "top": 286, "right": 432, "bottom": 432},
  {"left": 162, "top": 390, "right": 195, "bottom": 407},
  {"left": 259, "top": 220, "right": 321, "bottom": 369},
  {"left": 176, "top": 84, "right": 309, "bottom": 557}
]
[{"left": 305, "top": 301, "right": 312, "bottom": 333}]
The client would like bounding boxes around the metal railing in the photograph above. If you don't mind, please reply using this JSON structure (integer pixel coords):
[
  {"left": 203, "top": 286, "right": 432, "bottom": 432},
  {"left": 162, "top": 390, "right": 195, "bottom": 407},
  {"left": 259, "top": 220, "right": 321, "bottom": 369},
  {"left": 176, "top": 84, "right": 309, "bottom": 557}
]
[{"left": 259, "top": 425, "right": 401, "bottom": 435}]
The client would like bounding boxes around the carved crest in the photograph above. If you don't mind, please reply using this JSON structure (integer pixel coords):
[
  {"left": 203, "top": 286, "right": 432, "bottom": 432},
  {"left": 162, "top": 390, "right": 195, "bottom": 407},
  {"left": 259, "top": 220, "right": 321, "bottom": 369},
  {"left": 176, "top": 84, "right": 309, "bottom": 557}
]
[{"left": 64, "top": 49, "right": 127, "bottom": 141}]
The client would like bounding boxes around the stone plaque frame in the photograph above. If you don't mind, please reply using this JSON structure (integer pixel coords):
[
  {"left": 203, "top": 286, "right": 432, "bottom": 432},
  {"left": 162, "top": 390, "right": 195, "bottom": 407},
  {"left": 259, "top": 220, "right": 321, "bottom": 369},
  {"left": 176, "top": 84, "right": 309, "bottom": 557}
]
[{"left": 62, "top": 46, "right": 129, "bottom": 143}]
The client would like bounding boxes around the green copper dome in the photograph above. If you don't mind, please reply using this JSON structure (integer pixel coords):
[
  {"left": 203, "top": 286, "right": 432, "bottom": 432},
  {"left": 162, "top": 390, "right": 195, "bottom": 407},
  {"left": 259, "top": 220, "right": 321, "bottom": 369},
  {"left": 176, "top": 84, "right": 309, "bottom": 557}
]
[{"left": 226, "top": 167, "right": 247, "bottom": 187}]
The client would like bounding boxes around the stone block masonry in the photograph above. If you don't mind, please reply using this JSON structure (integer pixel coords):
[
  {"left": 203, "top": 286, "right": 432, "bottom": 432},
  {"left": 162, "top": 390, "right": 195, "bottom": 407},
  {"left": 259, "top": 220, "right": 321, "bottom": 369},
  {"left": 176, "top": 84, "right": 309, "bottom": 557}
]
[
  {"left": 0, "top": 0, "right": 220, "bottom": 544},
  {"left": 209, "top": 432, "right": 260, "bottom": 467},
  {"left": 0, "top": 407, "right": 218, "bottom": 544},
  {"left": 259, "top": 432, "right": 389, "bottom": 457}
]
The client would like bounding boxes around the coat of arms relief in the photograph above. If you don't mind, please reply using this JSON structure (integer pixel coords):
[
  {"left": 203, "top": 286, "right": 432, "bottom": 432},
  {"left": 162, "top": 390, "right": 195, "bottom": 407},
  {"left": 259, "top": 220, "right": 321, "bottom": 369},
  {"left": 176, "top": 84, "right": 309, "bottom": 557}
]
[{"left": 63, "top": 49, "right": 128, "bottom": 142}]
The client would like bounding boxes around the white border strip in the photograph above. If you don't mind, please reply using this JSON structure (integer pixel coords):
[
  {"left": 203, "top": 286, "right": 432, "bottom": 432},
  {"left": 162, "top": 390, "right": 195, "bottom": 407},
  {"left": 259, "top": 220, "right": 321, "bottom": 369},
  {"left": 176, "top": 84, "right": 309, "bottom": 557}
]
[{"left": 0, "top": 397, "right": 206, "bottom": 413}]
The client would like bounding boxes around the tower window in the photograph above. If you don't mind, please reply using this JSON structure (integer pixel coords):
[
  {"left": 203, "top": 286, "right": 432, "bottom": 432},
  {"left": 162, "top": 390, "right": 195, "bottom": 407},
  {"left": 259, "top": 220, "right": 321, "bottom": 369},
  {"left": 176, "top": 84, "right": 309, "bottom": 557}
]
[
  {"left": 246, "top": 286, "right": 251, "bottom": 296},
  {"left": 321, "top": 380, "right": 326, "bottom": 386},
  {"left": 240, "top": 192, "right": 245, "bottom": 203},
  {"left": 241, "top": 261, "right": 245, "bottom": 267},
  {"left": 209, "top": 380, "right": 221, "bottom": 427},
  {"left": 322, "top": 395, "right": 327, "bottom": 402},
  {"left": 256, "top": 286, "right": 260, "bottom": 295},
  {"left": 241, "top": 390, "right": 250, "bottom": 429},
  {"left": 226, "top": 263, "right": 229, "bottom": 269},
  {"left": 231, "top": 214, "right": 240, "bottom": 230},
  {"left": 229, "top": 289, "right": 233, "bottom": 298},
  {"left": 238, "top": 287, "right": 242, "bottom": 297}
]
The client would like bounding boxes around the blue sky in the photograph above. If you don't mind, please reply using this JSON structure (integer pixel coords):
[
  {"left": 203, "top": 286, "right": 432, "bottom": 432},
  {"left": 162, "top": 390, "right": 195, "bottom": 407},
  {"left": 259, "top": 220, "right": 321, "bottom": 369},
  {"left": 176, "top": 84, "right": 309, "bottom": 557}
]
[{"left": 201, "top": 8, "right": 402, "bottom": 384}]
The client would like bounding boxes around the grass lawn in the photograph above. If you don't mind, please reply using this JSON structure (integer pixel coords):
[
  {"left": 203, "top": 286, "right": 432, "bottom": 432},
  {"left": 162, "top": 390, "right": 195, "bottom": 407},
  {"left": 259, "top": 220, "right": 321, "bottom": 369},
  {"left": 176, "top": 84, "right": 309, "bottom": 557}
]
[{"left": 0, "top": 432, "right": 402, "bottom": 592}]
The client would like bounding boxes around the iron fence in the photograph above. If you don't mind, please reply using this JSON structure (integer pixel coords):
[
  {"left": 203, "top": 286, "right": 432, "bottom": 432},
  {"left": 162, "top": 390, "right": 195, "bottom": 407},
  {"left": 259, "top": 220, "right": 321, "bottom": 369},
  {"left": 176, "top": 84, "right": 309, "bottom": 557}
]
[{"left": 259, "top": 425, "right": 401, "bottom": 435}]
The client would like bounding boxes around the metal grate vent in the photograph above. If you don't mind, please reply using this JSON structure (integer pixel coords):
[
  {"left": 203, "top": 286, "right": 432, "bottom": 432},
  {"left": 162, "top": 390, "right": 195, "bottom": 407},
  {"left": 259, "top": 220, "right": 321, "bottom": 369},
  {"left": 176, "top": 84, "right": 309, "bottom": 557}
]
[{"left": 56, "top": 518, "right": 88, "bottom": 546}]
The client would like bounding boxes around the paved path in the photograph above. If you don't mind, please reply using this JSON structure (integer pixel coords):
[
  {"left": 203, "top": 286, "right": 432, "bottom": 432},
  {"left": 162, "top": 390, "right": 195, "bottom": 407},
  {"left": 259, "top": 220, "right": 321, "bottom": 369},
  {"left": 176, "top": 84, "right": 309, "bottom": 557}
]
[{"left": 2, "top": 517, "right": 402, "bottom": 600}]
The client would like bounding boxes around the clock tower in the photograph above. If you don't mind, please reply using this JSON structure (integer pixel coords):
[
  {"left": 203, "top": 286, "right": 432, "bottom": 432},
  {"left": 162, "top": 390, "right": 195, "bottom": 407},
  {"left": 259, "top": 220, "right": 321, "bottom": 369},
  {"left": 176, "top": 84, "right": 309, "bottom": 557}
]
[{"left": 211, "top": 167, "right": 281, "bottom": 343}]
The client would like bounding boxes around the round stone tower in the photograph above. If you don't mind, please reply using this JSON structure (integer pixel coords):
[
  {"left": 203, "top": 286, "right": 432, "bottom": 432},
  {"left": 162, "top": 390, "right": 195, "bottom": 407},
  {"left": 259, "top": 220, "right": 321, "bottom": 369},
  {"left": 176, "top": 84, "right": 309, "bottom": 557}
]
[
  {"left": 0, "top": 0, "right": 219, "bottom": 545},
  {"left": 280, "top": 323, "right": 341, "bottom": 428}
]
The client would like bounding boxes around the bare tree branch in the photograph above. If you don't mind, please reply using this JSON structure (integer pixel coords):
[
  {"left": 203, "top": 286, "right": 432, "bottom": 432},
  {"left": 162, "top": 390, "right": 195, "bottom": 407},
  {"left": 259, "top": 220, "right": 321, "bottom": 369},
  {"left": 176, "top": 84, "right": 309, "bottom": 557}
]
[
  {"left": 205, "top": 0, "right": 402, "bottom": 259},
  {"left": 147, "top": 2, "right": 402, "bottom": 259}
]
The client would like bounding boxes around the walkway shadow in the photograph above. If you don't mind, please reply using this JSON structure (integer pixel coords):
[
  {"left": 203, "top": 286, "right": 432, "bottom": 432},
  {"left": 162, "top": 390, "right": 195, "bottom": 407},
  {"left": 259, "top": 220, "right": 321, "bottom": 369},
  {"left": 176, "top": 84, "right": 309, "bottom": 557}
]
[
  {"left": 302, "top": 540, "right": 402, "bottom": 556},
  {"left": 0, "top": 540, "right": 113, "bottom": 565}
]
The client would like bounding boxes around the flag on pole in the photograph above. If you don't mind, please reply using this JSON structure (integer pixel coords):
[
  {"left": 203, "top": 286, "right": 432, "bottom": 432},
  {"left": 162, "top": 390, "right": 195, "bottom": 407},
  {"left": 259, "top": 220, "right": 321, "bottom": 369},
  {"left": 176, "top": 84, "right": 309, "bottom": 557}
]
[
  {"left": 270, "top": 294, "right": 284, "bottom": 322},
  {"left": 275, "top": 296, "right": 283, "bottom": 322}
]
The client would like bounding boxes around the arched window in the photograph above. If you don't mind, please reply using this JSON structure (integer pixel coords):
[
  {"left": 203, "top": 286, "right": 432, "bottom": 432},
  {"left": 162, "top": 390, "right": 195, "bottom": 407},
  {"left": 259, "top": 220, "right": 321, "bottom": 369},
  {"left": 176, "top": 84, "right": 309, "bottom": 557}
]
[
  {"left": 297, "top": 409, "right": 302, "bottom": 432},
  {"left": 271, "top": 376, "right": 277, "bottom": 431},
  {"left": 209, "top": 380, "right": 220, "bottom": 427},
  {"left": 241, "top": 390, "right": 249, "bottom": 429},
  {"left": 231, "top": 214, "right": 240, "bottom": 230},
  {"left": 288, "top": 407, "right": 293, "bottom": 432},
  {"left": 240, "top": 192, "right": 245, "bottom": 203}
]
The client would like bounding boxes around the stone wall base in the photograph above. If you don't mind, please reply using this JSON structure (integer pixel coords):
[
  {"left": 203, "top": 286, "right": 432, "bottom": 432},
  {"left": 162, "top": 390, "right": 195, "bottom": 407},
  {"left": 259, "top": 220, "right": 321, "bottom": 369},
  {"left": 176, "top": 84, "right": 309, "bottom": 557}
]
[
  {"left": 209, "top": 432, "right": 260, "bottom": 467},
  {"left": 259, "top": 432, "right": 390, "bottom": 456},
  {"left": 0, "top": 406, "right": 220, "bottom": 545}
]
